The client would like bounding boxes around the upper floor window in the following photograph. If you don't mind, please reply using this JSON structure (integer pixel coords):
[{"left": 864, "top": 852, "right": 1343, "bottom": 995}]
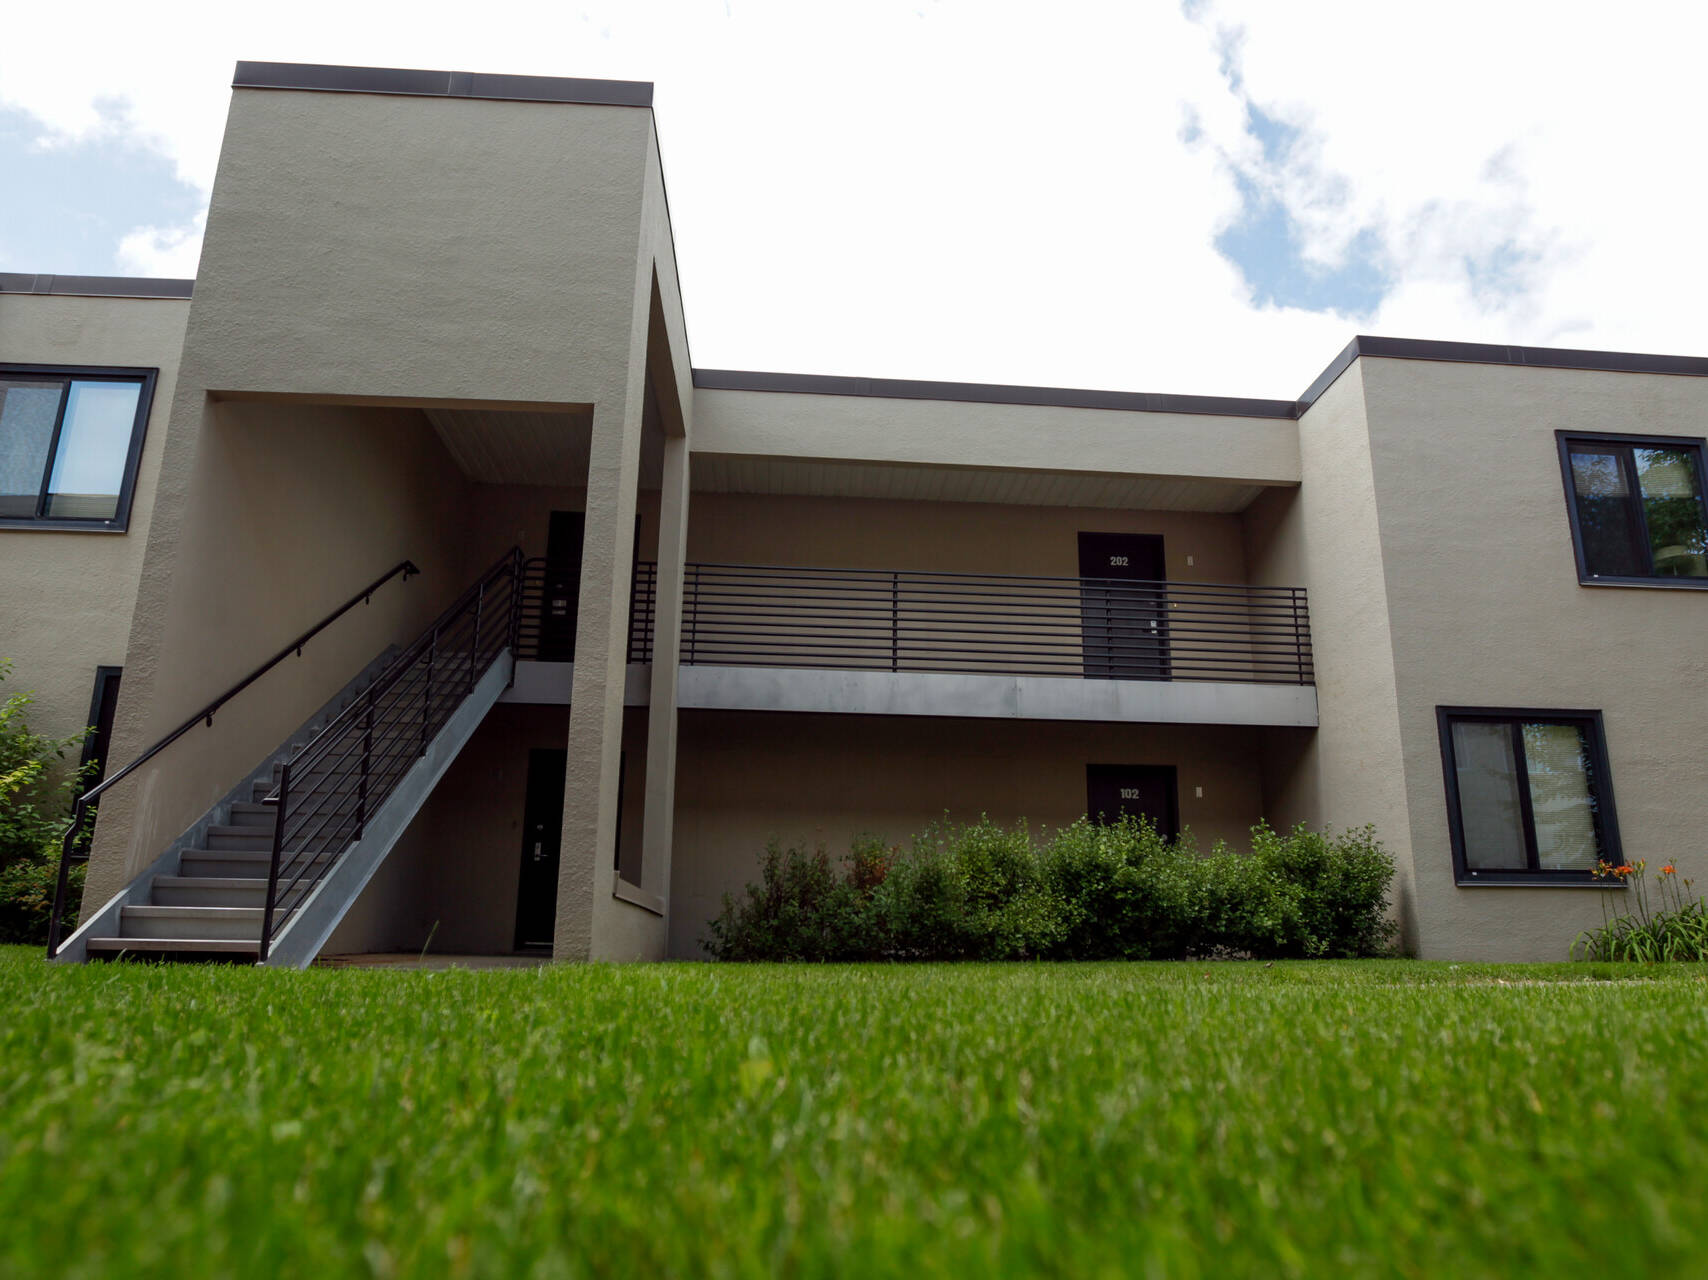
[
  {"left": 1558, "top": 432, "right": 1708, "bottom": 585},
  {"left": 0, "top": 365, "right": 157, "bottom": 531},
  {"left": 1437, "top": 707, "right": 1621, "bottom": 886}
]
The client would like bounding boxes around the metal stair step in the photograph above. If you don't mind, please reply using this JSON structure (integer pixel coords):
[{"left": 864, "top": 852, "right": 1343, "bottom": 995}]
[
  {"left": 86, "top": 937, "right": 259, "bottom": 957},
  {"left": 151, "top": 875, "right": 308, "bottom": 908},
  {"left": 179, "top": 849, "right": 335, "bottom": 878},
  {"left": 120, "top": 905, "right": 264, "bottom": 941},
  {"left": 226, "top": 802, "right": 278, "bottom": 829},
  {"left": 204, "top": 825, "right": 279, "bottom": 851}
]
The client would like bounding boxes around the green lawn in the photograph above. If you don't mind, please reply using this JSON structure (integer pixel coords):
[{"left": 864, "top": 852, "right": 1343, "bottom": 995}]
[{"left": 2, "top": 947, "right": 1704, "bottom": 1278}]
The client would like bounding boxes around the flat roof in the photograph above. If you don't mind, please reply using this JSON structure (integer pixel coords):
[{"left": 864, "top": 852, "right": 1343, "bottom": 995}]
[
  {"left": 231, "top": 61, "right": 653, "bottom": 108},
  {"left": 0, "top": 273, "right": 193, "bottom": 300},
  {"left": 691, "top": 369, "right": 1299, "bottom": 419}
]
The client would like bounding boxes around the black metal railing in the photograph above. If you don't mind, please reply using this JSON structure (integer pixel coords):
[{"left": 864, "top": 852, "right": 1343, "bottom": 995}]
[
  {"left": 675, "top": 564, "right": 1312, "bottom": 684},
  {"left": 518, "top": 560, "right": 1313, "bottom": 685},
  {"left": 45, "top": 558, "right": 422, "bottom": 958},
  {"left": 257, "top": 549, "right": 523, "bottom": 962}
]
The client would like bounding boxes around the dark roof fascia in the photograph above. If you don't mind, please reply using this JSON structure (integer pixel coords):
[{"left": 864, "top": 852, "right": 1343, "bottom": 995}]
[
  {"left": 691, "top": 369, "right": 1299, "bottom": 419},
  {"left": 1352, "top": 334, "right": 1708, "bottom": 379},
  {"left": 0, "top": 273, "right": 193, "bottom": 300},
  {"left": 232, "top": 61, "right": 653, "bottom": 108},
  {"left": 1293, "top": 334, "right": 1708, "bottom": 415}
]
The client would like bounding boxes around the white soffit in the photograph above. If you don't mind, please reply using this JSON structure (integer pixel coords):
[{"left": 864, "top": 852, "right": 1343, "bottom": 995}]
[
  {"left": 689, "top": 454, "right": 1269, "bottom": 513},
  {"left": 424, "top": 407, "right": 593, "bottom": 485},
  {"left": 424, "top": 406, "right": 667, "bottom": 488}
]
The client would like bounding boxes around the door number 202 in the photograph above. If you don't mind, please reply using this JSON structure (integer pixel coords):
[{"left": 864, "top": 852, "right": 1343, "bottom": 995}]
[{"left": 1108, "top": 555, "right": 1129, "bottom": 567}]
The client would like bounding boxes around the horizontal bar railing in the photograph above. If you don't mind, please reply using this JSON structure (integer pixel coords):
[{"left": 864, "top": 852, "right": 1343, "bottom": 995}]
[
  {"left": 45, "top": 557, "right": 422, "bottom": 958},
  {"left": 516, "top": 558, "right": 1312, "bottom": 686},
  {"left": 257, "top": 548, "right": 523, "bottom": 962}
]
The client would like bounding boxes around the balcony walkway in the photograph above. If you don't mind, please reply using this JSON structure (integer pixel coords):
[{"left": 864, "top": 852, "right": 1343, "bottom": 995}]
[{"left": 505, "top": 560, "right": 1317, "bottom": 726}]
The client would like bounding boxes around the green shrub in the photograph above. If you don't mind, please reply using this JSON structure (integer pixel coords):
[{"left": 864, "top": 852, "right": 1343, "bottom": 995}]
[
  {"left": 0, "top": 660, "right": 91, "bottom": 944},
  {"left": 1572, "top": 859, "right": 1708, "bottom": 962},
  {"left": 0, "top": 855, "right": 84, "bottom": 946},
  {"left": 706, "top": 816, "right": 1398, "bottom": 962}
]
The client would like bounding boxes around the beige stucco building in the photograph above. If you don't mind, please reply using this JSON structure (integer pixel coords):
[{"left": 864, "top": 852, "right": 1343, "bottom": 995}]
[{"left": 6, "top": 62, "right": 1704, "bottom": 965}]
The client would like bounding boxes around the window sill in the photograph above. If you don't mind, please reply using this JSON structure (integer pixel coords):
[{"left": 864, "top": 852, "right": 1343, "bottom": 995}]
[
  {"left": 1455, "top": 875, "right": 1625, "bottom": 888},
  {"left": 1578, "top": 574, "right": 1708, "bottom": 591},
  {"left": 0, "top": 518, "right": 129, "bottom": 533}
]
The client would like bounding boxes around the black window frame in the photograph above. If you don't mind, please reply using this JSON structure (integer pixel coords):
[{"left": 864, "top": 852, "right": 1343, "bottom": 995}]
[
  {"left": 1436, "top": 705, "right": 1623, "bottom": 887},
  {"left": 1556, "top": 429, "right": 1708, "bottom": 589},
  {"left": 0, "top": 363, "right": 158, "bottom": 532}
]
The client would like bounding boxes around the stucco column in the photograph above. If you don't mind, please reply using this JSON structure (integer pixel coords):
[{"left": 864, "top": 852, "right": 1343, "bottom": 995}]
[
  {"left": 639, "top": 432, "right": 690, "bottom": 909},
  {"left": 554, "top": 388, "right": 645, "bottom": 961}
]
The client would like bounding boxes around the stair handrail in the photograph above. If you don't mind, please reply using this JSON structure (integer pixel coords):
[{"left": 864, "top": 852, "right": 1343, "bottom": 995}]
[
  {"left": 45, "top": 558, "right": 422, "bottom": 957},
  {"left": 257, "top": 548, "right": 525, "bottom": 962}
]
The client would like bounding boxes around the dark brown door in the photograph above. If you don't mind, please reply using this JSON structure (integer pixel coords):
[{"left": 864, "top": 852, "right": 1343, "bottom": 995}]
[
  {"left": 538, "top": 511, "right": 585, "bottom": 662},
  {"left": 1086, "top": 764, "right": 1179, "bottom": 841},
  {"left": 513, "top": 749, "right": 568, "bottom": 950},
  {"left": 1078, "top": 532, "right": 1168, "bottom": 679}
]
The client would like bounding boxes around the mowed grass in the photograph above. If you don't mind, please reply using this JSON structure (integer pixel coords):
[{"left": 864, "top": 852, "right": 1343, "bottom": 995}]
[{"left": 3, "top": 948, "right": 1706, "bottom": 1279}]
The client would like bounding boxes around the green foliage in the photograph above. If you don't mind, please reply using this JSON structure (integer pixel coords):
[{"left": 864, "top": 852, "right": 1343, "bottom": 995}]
[
  {"left": 2, "top": 949, "right": 1706, "bottom": 1278},
  {"left": 1573, "top": 858, "right": 1708, "bottom": 962},
  {"left": 0, "top": 660, "right": 90, "bottom": 944},
  {"left": 706, "top": 816, "right": 1397, "bottom": 962}
]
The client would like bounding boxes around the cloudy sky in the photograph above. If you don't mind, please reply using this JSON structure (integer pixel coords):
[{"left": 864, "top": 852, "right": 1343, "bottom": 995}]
[{"left": 3, "top": 0, "right": 1705, "bottom": 398}]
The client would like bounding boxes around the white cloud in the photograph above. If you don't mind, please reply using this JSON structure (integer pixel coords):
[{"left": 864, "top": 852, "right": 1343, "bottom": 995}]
[
  {"left": 116, "top": 209, "right": 206, "bottom": 277},
  {"left": 4, "top": 0, "right": 1707, "bottom": 397}
]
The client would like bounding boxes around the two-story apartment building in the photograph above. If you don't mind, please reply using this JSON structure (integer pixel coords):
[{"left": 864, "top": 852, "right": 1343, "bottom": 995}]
[{"left": 5, "top": 62, "right": 1704, "bottom": 965}]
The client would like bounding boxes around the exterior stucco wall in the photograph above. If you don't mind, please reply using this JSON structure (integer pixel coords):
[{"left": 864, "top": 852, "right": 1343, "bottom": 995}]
[
  {"left": 186, "top": 88, "right": 651, "bottom": 407},
  {"left": 666, "top": 710, "right": 1269, "bottom": 958},
  {"left": 1360, "top": 357, "right": 1708, "bottom": 960},
  {"left": 690, "top": 388, "right": 1299, "bottom": 485},
  {"left": 323, "top": 702, "right": 648, "bottom": 957},
  {"left": 84, "top": 401, "right": 472, "bottom": 908},
  {"left": 1241, "top": 362, "right": 1417, "bottom": 944},
  {"left": 685, "top": 492, "right": 1249, "bottom": 582},
  {"left": 0, "top": 294, "right": 187, "bottom": 744}
]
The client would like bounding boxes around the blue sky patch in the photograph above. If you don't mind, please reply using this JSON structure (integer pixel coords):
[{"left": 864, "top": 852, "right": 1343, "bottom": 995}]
[
  {"left": 1215, "top": 106, "right": 1388, "bottom": 317},
  {"left": 0, "top": 106, "right": 202, "bottom": 274}
]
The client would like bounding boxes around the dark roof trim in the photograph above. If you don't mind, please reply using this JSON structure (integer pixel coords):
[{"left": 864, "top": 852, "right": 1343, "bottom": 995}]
[
  {"left": 232, "top": 61, "right": 653, "bottom": 108},
  {"left": 1295, "top": 335, "right": 1708, "bottom": 414},
  {"left": 1352, "top": 334, "right": 1708, "bottom": 379},
  {"left": 699, "top": 337, "right": 1708, "bottom": 421},
  {"left": 691, "top": 369, "right": 1299, "bottom": 419},
  {"left": 0, "top": 273, "right": 193, "bottom": 300}
]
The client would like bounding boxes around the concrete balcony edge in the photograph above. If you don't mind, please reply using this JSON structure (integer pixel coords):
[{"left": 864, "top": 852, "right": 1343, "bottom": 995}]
[{"left": 504, "top": 660, "right": 1317, "bottom": 727}]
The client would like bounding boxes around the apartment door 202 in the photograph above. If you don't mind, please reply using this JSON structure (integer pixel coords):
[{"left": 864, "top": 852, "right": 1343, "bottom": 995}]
[{"left": 1078, "top": 532, "right": 1169, "bottom": 679}]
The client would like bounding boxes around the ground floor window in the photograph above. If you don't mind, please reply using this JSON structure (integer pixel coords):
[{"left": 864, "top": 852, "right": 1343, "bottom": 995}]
[{"left": 1436, "top": 707, "right": 1621, "bottom": 885}]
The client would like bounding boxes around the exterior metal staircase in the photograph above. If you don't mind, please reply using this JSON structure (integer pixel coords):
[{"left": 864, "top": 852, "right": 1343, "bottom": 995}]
[{"left": 49, "top": 549, "right": 524, "bottom": 967}]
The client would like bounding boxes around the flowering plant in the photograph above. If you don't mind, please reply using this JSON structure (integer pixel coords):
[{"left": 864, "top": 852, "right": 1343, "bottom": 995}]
[{"left": 1574, "top": 857, "right": 1708, "bottom": 961}]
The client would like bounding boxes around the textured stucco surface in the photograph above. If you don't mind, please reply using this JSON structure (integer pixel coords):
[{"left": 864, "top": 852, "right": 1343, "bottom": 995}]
[
  {"left": 83, "top": 400, "right": 473, "bottom": 909},
  {"left": 561, "top": 119, "right": 681, "bottom": 963},
  {"left": 0, "top": 294, "right": 187, "bottom": 744},
  {"left": 690, "top": 388, "right": 1301, "bottom": 486},
  {"left": 685, "top": 493, "right": 1251, "bottom": 582},
  {"left": 1241, "top": 361, "right": 1418, "bottom": 946},
  {"left": 1360, "top": 357, "right": 1708, "bottom": 961}
]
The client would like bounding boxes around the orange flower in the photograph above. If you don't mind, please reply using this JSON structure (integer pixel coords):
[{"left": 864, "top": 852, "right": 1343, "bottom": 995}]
[
  {"left": 1663, "top": 865, "right": 1676, "bottom": 875},
  {"left": 1616, "top": 864, "right": 1634, "bottom": 877}
]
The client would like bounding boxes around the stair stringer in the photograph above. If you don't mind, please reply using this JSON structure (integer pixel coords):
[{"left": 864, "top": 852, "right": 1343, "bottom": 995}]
[
  {"left": 264, "top": 651, "right": 514, "bottom": 969},
  {"left": 54, "top": 646, "right": 405, "bottom": 964}
]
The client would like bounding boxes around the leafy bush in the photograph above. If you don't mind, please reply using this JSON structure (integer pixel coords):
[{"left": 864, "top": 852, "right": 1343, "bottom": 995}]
[
  {"left": 0, "top": 660, "right": 90, "bottom": 944},
  {"left": 705, "top": 816, "right": 1398, "bottom": 962},
  {"left": 1572, "top": 859, "right": 1708, "bottom": 962}
]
